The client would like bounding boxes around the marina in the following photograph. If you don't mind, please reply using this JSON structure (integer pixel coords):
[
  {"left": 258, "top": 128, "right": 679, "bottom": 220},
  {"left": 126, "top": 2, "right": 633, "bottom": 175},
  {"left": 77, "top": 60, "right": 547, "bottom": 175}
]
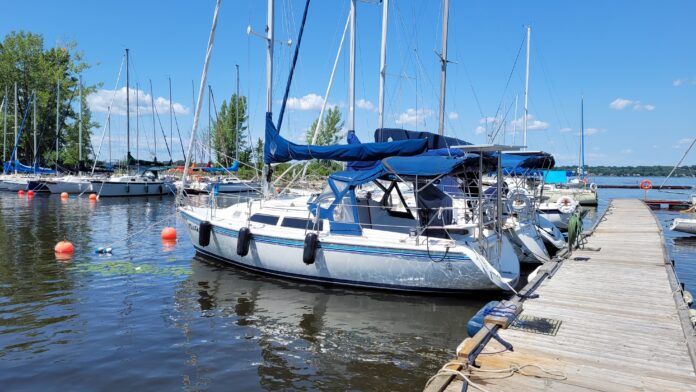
[{"left": 1, "top": 0, "right": 695, "bottom": 390}]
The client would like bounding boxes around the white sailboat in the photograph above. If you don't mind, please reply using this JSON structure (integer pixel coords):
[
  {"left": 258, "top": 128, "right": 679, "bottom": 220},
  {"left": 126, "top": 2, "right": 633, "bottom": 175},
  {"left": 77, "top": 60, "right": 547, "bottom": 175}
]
[
  {"left": 178, "top": 0, "right": 520, "bottom": 292},
  {"left": 94, "top": 49, "right": 172, "bottom": 197}
]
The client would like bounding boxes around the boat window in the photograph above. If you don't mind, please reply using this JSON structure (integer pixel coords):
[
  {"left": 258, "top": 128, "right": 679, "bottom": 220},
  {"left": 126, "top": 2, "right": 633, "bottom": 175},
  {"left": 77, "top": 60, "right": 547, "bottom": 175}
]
[
  {"left": 249, "top": 214, "right": 279, "bottom": 225},
  {"left": 281, "top": 217, "right": 323, "bottom": 231}
]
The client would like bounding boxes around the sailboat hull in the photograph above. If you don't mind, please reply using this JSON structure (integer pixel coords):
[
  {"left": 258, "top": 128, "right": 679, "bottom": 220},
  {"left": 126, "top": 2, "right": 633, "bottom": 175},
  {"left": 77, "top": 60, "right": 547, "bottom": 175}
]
[
  {"left": 91, "top": 181, "right": 175, "bottom": 197},
  {"left": 45, "top": 180, "right": 93, "bottom": 194},
  {"left": 180, "top": 209, "right": 519, "bottom": 293}
]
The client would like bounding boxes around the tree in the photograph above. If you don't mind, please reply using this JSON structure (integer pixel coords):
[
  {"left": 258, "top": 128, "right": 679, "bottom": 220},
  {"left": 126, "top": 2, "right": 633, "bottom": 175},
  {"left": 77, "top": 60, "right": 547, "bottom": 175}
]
[
  {"left": 0, "top": 31, "right": 96, "bottom": 170},
  {"left": 305, "top": 106, "right": 343, "bottom": 146},
  {"left": 211, "top": 94, "right": 248, "bottom": 167}
]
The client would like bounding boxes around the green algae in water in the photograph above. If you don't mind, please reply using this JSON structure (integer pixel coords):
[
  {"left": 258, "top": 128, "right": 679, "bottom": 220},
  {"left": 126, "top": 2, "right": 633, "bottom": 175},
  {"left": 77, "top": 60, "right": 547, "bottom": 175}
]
[{"left": 77, "top": 261, "right": 190, "bottom": 277}]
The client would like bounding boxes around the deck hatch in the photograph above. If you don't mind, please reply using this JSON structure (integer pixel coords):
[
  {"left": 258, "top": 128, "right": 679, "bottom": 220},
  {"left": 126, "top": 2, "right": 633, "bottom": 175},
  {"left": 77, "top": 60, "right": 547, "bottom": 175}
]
[{"left": 510, "top": 315, "right": 562, "bottom": 336}]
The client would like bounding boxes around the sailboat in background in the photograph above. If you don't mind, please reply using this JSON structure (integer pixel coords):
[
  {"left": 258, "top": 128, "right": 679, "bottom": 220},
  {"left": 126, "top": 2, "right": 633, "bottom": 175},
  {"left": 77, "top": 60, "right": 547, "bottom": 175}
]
[
  {"left": 91, "top": 49, "right": 173, "bottom": 197},
  {"left": 540, "top": 96, "right": 598, "bottom": 206}
]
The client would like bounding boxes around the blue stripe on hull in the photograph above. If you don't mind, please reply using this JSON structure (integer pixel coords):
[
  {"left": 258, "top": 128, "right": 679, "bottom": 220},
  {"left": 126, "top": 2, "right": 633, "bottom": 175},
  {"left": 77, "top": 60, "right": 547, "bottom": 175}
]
[
  {"left": 180, "top": 212, "right": 471, "bottom": 262},
  {"left": 193, "top": 247, "right": 493, "bottom": 294}
]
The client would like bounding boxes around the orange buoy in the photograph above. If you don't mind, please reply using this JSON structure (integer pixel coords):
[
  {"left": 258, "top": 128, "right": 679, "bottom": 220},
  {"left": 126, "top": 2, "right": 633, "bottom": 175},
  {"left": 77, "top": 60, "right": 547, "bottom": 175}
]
[
  {"left": 161, "top": 227, "right": 177, "bottom": 241},
  {"left": 54, "top": 240, "right": 75, "bottom": 254},
  {"left": 18, "top": 190, "right": 25, "bottom": 196},
  {"left": 27, "top": 190, "right": 35, "bottom": 197},
  {"left": 89, "top": 193, "right": 98, "bottom": 201},
  {"left": 60, "top": 192, "right": 69, "bottom": 199}
]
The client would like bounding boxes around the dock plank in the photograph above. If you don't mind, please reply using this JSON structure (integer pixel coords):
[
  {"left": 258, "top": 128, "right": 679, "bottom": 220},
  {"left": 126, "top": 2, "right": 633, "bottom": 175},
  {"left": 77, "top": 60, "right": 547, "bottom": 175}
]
[{"left": 429, "top": 199, "right": 696, "bottom": 391}]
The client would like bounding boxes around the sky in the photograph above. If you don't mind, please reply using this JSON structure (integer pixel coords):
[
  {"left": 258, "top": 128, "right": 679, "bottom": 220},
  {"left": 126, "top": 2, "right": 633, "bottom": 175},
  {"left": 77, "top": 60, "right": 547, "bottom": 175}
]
[{"left": 1, "top": 0, "right": 695, "bottom": 166}]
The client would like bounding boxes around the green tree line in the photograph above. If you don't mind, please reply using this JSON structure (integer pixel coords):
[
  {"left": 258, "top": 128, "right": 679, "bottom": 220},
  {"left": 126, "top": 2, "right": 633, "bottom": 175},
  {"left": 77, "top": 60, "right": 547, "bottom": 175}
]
[
  {"left": 556, "top": 165, "right": 696, "bottom": 177},
  {"left": 0, "top": 31, "right": 97, "bottom": 170}
]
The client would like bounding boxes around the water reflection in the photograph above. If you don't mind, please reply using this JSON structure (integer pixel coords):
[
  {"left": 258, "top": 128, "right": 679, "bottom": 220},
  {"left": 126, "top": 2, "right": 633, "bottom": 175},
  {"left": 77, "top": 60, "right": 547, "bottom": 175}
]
[{"left": 172, "top": 257, "right": 482, "bottom": 390}]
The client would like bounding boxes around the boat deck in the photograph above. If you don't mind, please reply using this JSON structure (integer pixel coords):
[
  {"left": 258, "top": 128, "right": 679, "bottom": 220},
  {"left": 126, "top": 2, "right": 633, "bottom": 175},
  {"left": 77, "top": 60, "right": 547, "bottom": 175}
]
[{"left": 426, "top": 198, "right": 696, "bottom": 391}]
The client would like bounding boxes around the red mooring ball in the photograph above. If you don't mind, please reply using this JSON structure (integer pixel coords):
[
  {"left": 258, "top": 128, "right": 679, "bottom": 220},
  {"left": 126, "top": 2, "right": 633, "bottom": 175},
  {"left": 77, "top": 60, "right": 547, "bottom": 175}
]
[
  {"left": 60, "top": 192, "right": 69, "bottom": 199},
  {"left": 27, "top": 190, "right": 35, "bottom": 197},
  {"left": 18, "top": 190, "right": 25, "bottom": 196},
  {"left": 89, "top": 193, "right": 98, "bottom": 201},
  {"left": 161, "top": 227, "right": 177, "bottom": 241},
  {"left": 54, "top": 241, "right": 75, "bottom": 254}
]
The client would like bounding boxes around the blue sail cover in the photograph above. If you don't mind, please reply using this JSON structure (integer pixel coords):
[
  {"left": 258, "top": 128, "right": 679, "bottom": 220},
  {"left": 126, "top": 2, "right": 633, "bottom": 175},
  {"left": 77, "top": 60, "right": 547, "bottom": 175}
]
[
  {"left": 3, "top": 160, "right": 56, "bottom": 174},
  {"left": 264, "top": 114, "right": 428, "bottom": 164},
  {"left": 374, "top": 128, "right": 554, "bottom": 174}
]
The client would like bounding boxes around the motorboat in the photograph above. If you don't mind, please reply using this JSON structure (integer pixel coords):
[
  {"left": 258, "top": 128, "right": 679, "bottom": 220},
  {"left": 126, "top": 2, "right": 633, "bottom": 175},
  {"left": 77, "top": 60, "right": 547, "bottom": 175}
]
[
  {"left": 538, "top": 195, "right": 579, "bottom": 231},
  {"left": 180, "top": 155, "right": 520, "bottom": 293}
]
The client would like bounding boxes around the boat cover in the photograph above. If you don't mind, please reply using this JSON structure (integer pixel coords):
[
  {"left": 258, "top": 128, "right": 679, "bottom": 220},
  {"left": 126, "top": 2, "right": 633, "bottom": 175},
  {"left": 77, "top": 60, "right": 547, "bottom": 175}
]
[
  {"left": 3, "top": 160, "right": 55, "bottom": 174},
  {"left": 264, "top": 113, "right": 428, "bottom": 164},
  {"left": 202, "top": 161, "right": 240, "bottom": 173}
]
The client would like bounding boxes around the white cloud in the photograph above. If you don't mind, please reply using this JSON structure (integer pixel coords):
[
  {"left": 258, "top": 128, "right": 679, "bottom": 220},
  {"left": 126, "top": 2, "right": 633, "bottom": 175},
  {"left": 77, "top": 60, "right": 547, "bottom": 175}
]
[
  {"left": 559, "top": 127, "right": 572, "bottom": 133},
  {"left": 286, "top": 93, "right": 334, "bottom": 111},
  {"left": 633, "top": 103, "right": 655, "bottom": 111},
  {"left": 88, "top": 87, "right": 189, "bottom": 116},
  {"left": 673, "top": 78, "right": 696, "bottom": 87},
  {"left": 510, "top": 114, "right": 550, "bottom": 131},
  {"left": 474, "top": 125, "right": 486, "bottom": 135},
  {"left": 609, "top": 98, "right": 633, "bottom": 110},
  {"left": 448, "top": 111, "right": 459, "bottom": 120},
  {"left": 394, "top": 108, "right": 434, "bottom": 126},
  {"left": 356, "top": 99, "right": 375, "bottom": 111},
  {"left": 673, "top": 137, "right": 695, "bottom": 148},
  {"left": 580, "top": 127, "right": 606, "bottom": 136},
  {"left": 609, "top": 98, "right": 655, "bottom": 111}
]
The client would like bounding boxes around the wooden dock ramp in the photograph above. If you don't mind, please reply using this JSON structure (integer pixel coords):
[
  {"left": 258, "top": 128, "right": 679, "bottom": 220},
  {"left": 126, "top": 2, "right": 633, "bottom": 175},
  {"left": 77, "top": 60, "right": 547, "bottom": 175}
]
[{"left": 426, "top": 199, "right": 696, "bottom": 391}]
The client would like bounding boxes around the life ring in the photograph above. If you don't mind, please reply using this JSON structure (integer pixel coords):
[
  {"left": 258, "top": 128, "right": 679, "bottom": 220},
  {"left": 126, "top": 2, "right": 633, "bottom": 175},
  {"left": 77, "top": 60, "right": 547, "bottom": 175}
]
[
  {"left": 640, "top": 179, "right": 652, "bottom": 190},
  {"left": 589, "top": 183, "right": 598, "bottom": 192},
  {"left": 556, "top": 196, "right": 577, "bottom": 214},
  {"left": 507, "top": 188, "right": 530, "bottom": 212}
]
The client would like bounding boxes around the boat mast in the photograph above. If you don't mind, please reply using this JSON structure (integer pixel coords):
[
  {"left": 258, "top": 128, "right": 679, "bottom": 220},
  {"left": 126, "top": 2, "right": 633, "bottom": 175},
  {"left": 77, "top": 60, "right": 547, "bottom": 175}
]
[
  {"left": 377, "top": 0, "right": 388, "bottom": 129},
  {"left": 347, "top": 0, "right": 356, "bottom": 133},
  {"left": 437, "top": 0, "right": 450, "bottom": 136},
  {"left": 512, "top": 93, "right": 518, "bottom": 145},
  {"left": 136, "top": 82, "right": 140, "bottom": 172},
  {"left": 55, "top": 78, "right": 60, "bottom": 173},
  {"left": 125, "top": 48, "right": 130, "bottom": 169},
  {"left": 169, "top": 77, "right": 173, "bottom": 163},
  {"left": 14, "top": 82, "right": 17, "bottom": 173},
  {"left": 149, "top": 80, "right": 156, "bottom": 163},
  {"left": 3, "top": 86, "right": 6, "bottom": 164},
  {"left": 32, "top": 89, "right": 36, "bottom": 167},
  {"left": 581, "top": 95, "right": 585, "bottom": 178},
  {"left": 262, "top": 0, "right": 274, "bottom": 195},
  {"left": 523, "top": 25, "right": 531, "bottom": 149},
  {"left": 208, "top": 85, "right": 211, "bottom": 164},
  {"left": 235, "top": 64, "right": 240, "bottom": 162},
  {"left": 78, "top": 76, "right": 83, "bottom": 173}
]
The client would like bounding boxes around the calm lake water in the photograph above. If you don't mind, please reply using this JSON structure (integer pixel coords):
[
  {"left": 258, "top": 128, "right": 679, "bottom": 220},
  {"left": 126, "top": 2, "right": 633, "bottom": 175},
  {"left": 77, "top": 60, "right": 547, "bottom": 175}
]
[{"left": 0, "top": 176, "right": 694, "bottom": 391}]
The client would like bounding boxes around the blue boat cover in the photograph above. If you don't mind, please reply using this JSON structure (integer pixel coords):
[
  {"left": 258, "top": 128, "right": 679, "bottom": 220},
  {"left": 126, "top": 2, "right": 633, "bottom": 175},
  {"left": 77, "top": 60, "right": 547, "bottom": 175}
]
[
  {"left": 202, "top": 160, "right": 240, "bottom": 173},
  {"left": 3, "top": 160, "right": 56, "bottom": 174},
  {"left": 264, "top": 114, "right": 428, "bottom": 164},
  {"left": 543, "top": 170, "right": 568, "bottom": 184},
  {"left": 374, "top": 128, "right": 555, "bottom": 173}
]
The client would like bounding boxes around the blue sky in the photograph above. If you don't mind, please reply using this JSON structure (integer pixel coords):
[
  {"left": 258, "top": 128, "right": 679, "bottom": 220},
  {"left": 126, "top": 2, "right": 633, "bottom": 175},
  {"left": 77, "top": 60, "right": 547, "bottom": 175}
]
[{"left": 2, "top": 0, "right": 695, "bottom": 166}]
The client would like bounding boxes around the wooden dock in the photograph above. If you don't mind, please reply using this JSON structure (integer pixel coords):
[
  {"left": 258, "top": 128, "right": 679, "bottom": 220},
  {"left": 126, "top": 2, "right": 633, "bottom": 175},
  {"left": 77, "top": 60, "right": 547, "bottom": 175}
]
[{"left": 426, "top": 199, "right": 696, "bottom": 391}]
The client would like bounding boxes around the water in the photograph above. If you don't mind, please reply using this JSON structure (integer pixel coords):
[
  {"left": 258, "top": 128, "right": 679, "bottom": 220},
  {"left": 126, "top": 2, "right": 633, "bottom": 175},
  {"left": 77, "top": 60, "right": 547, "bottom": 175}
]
[{"left": 0, "top": 177, "right": 694, "bottom": 390}]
